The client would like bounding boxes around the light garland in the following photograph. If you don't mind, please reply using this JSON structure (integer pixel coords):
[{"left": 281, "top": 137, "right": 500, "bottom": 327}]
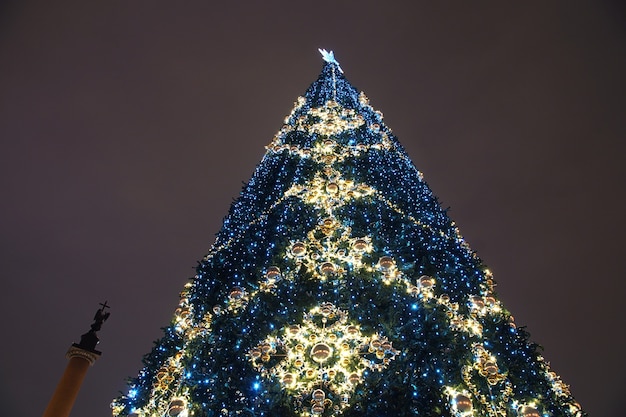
[
  {"left": 112, "top": 55, "right": 584, "bottom": 417},
  {"left": 248, "top": 303, "right": 398, "bottom": 416}
]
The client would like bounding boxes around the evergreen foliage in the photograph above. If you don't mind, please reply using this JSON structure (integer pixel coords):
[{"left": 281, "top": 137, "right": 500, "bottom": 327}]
[{"left": 112, "top": 55, "right": 583, "bottom": 417}]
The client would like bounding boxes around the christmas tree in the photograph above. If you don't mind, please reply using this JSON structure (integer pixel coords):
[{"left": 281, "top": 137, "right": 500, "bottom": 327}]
[{"left": 112, "top": 50, "right": 584, "bottom": 417}]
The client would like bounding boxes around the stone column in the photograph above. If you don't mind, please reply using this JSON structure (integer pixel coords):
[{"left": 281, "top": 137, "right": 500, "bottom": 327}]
[{"left": 42, "top": 345, "right": 101, "bottom": 417}]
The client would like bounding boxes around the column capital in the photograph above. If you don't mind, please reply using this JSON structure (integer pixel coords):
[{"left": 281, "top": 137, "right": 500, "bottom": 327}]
[{"left": 66, "top": 344, "right": 101, "bottom": 366}]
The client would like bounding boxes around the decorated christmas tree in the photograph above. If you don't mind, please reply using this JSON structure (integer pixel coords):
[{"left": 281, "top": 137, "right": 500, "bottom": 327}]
[{"left": 112, "top": 50, "right": 584, "bottom": 417}]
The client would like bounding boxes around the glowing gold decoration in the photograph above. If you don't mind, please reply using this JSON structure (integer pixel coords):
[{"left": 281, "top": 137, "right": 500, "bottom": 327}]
[
  {"left": 468, "top": 293, "right": 502, "bottom": 316},
  {"left": 294, "top": 100, "right": 365, "bottom": 136},
  {"left": 292, "top": 242, "right": 307, "bottom": 257},
  {"left": 518, "top": 405, "right": 540, "bottom": 417},
  {"left": 226, "top": 286, "right": 249, "bottom": 313},
  {"left": 472, "top": 344, "right": 507, "bottom": 385},
  {"left": 445, "top": 387, "right": 475, "bottom": 416},
  {"left": 207, "top": 100, "right": 466, "bottom": 263},
  {"left": 167, "top": 398, "right": 188, "bottom": 417},
  {"left": 454, "top": 394, "right": 473, "bottom": 413},
  {"left": 283, "top": 170, "right": 375, "bottom": 211},
  {"left": 457, "top": 344, "right": 513, "bottom": 417},
  {"left": 248, "top": 303, "right": 398, "bottom": 416}
]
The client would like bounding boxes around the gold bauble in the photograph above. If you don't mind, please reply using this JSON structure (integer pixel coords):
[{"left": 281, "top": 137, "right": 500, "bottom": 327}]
[
  {"left": 378, "top": 256, "right": 395, "bottom": 271},
  {"left": 326, "top": 182, "right": 339, "bottom": 193},
  {"left": 483, "top": 361, "right": 498, "bottom": 375},
  {"left": 471, "top": 296, "right": 484, "bottom": 308},
  {"left": 321, "top": 262, "right": 336, "bottom": 275},
  {"left": 312, "top": 389, "right": 326, "bottom": 401},
  {"left": 229, "top": 287, "right": 244, "bottom": 300},
  {"left": 419, "top": 276, "right": 434, "bottom": 289},
  {"left": 283, "top": 373, "right": 295, "bottom": 385},
  {"left": 266, "top": 267, "right": 281, "bottom": 280},
  {"left": 311, "top": 403, "right": 324, "bottom": 415},
  {"left": 311, "top": 343, "right": 332, "bottom": 363},
  {"left": 353, "top": 239, "right": 367, "bottom": 252},
  {"left": 348, "top": 373, "right": 360, "bottom": 385},
  {"left": 167, "top": 398, "right": 187, "bottom": 417},
  {"left": 453, "top": 394, "right": 472, "bottom": 413},
  {"left": 291, "top": 242, "right": 306, "bottom": 257},
  {"left": 518, "top": 406, "right": 540, "bottom": 417}
]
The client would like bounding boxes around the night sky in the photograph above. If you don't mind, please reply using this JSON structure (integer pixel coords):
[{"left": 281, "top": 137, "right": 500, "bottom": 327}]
[{"left": 1, "top": 2, "right": 625, "bottom": 416}]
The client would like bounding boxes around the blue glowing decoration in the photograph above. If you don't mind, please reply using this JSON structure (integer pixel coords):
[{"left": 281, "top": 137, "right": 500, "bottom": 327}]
[
  {"left": 318, "top": 48, "right": 343, "bottom": 73},
  {"left": 111, "top": 52, "right": 584, "bottom": 417}
]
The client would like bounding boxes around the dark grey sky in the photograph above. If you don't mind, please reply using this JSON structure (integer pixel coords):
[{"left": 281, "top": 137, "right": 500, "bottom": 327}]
[{"left": 1, "top": 1, "right": 624, "bottom": 416}]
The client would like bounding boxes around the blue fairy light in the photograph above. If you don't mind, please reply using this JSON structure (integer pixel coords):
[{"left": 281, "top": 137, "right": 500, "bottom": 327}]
[{"left": 112, "top": 51, "right": 584, "bottom": 417}]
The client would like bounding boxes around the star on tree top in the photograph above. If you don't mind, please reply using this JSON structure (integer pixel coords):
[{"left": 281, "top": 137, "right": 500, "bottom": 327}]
[{"left": 318, "top": 48, "right": 344, "bottom": 73}]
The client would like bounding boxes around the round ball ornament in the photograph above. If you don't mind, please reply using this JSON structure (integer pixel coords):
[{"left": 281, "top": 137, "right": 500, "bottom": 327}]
[
  {"left": 311, "top": 403, "right": 324, "bottom": 415},
  {"left": 229, "top": 287, "right": 244, "bottom": 300},
  {"left": 167, "top": 398, "right": 187, "bottom": 417},
  {"left": 321, "top": 262, "right": 336, "bottom": 275},
  {"left": 353, "top": 239, "right": 367, "bottom": 252},
  {"left": 311, "top": 343, "right": 332, "bottom": 363},
  {"left": 266, "top": 267, "right": 281, "bottom": 280},
  {"left": 291, "top": 242, "right": 306, "bottom": 257},
  {"left": 483, "top": 361, "right": 498, "bottom": 375},
  {"left": 378, "top": 256, "right": 395, "bottom": 271},
  {"left": 326, "top": 182, "right": 339, "bottom": 194},
  {"left": 518, "top": 406, "right": 540, "bottom": 417},
  {"left": 470, "top": 295, "right": 484, "bottom": 309},
  {"left": 419, "top": 275, "right": 434, "bottom": 289},
  {"left": 282, "top": 373, "right": 294, "bottom": 385},
  {"left": 312, "top": 389, "right": 326, "bottom": 401},
  {"left": 348, "top": 373, "right": 360, "bottom": 385},
  {"left": 322, "top": 218, "right": 335, "bottom": 229},
  {"left": 453, "top": 394, "right": 473, "bottom": 413},
  {"left": 176, "top": 307, "right": 190, "bottom": 320}
]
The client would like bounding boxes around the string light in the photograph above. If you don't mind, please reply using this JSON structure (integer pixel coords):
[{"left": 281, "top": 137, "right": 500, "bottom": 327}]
[{"left": 112, "top": 54, "right": 584, "bottom": 417}]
